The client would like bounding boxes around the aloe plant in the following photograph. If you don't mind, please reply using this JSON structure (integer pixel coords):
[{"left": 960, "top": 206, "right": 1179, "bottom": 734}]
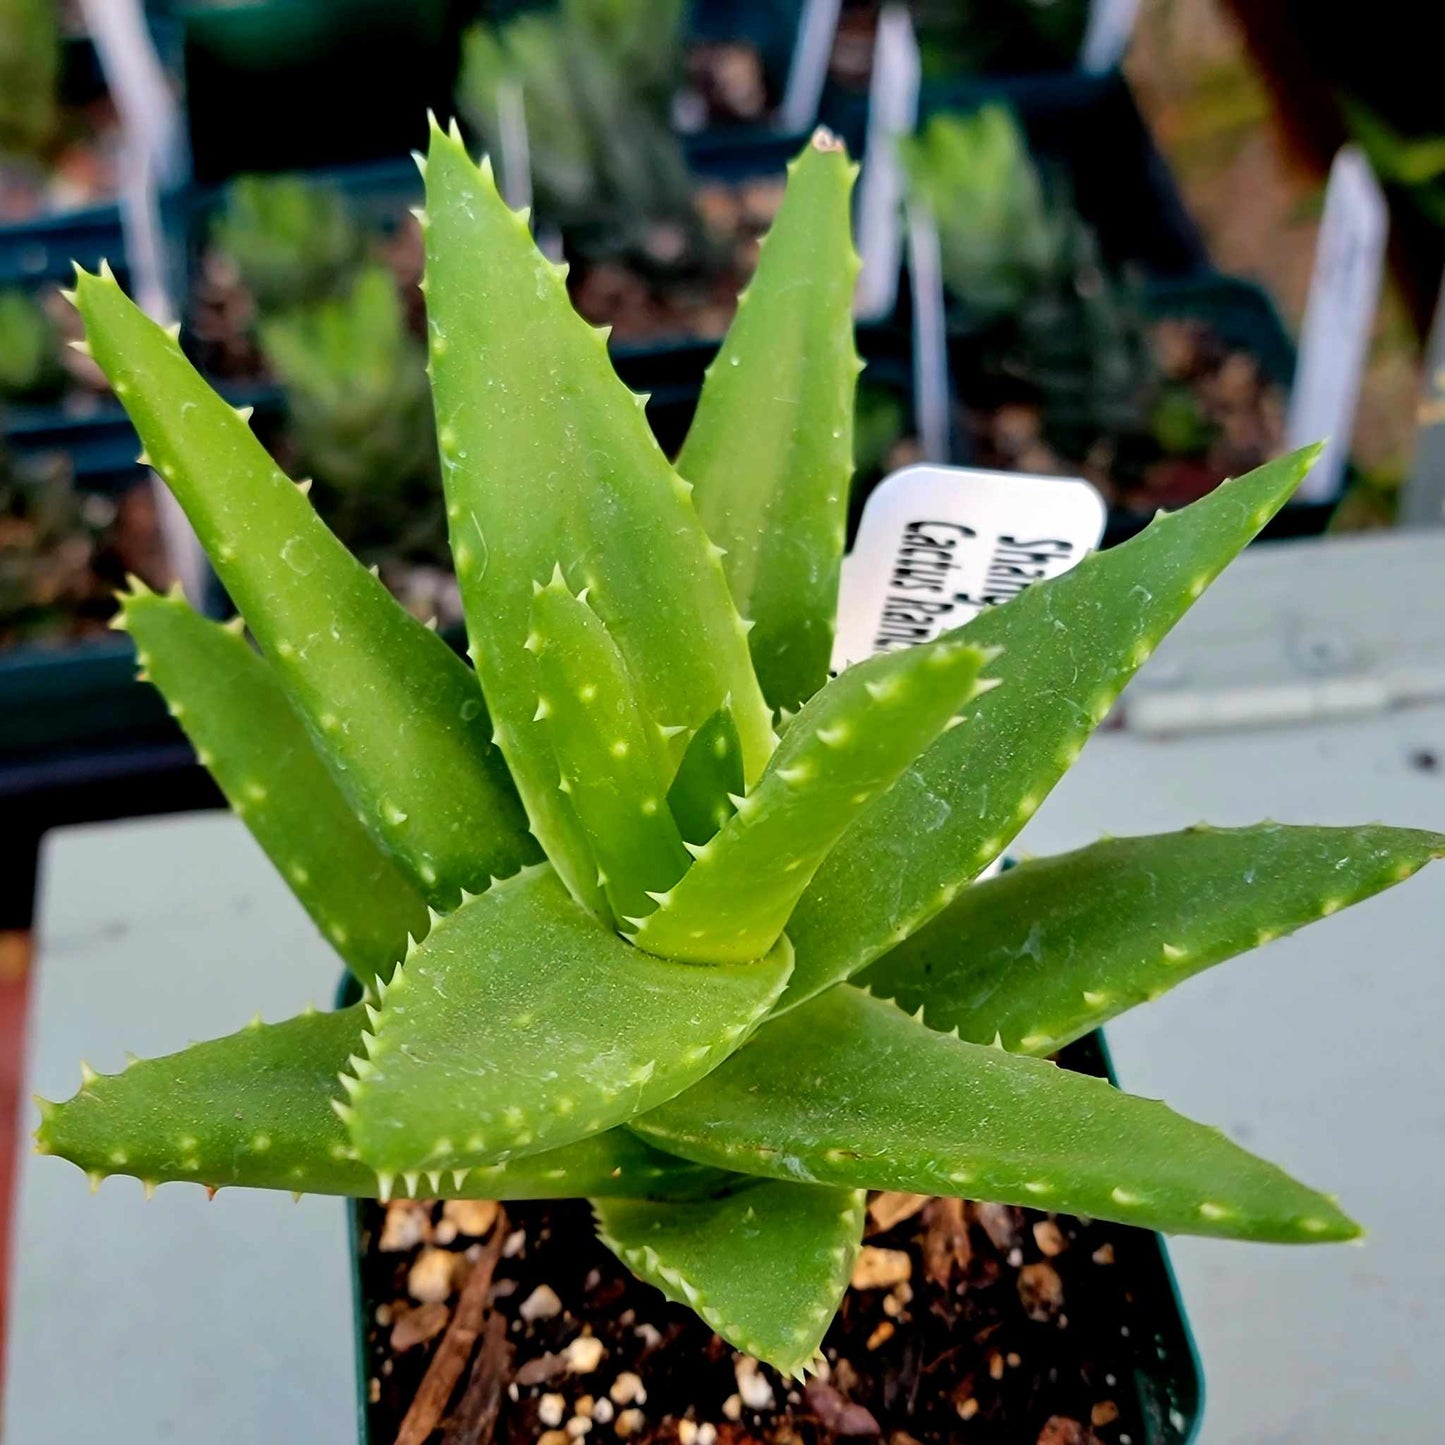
[{"left": 36, "top": 123, "right": 1444, "bottom": 1379}]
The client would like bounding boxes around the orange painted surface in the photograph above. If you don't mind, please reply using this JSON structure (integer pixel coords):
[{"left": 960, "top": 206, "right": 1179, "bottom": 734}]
[{"left": 0, "top": 933, "right": 34, "bottom": 1389}]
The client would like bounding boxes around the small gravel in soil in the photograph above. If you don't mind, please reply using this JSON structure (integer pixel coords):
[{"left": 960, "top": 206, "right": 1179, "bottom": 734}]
[{"left": 362, "top": 1187, "right": 1184, "bottom": 1444}]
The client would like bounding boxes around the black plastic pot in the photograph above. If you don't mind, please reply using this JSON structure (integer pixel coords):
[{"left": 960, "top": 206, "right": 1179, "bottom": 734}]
[
  {"left": 0, "top": 454, "right": 173, "bottom": 757},
  {"left": 157, "top": 0, "right": 459, "bottom": 184},
  {"left": 344, "top": 992, "right": 1202, "bottom": 1443}
]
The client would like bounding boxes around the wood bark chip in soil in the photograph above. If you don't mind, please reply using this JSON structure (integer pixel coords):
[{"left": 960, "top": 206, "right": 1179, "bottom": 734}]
[{"left": 361, "top": 1191, "right": 1184, "bottom": 1445}]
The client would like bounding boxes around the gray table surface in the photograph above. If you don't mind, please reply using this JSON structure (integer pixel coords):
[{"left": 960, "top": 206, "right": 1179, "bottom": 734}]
[
  {"left": 1014, "top": 531, "right": 1445, "bottom": 1445},
  {"left": 4, "top": 812, "right": 357, "bottom": 1443},
  {"left": 6, "top": 530, "right": 1444, "bottom": 1443}
]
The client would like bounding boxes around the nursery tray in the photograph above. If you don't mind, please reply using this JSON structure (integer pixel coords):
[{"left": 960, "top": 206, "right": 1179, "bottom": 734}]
[
  {"left": 0, "top": 449, "right": 222, "bottom": 832},
  {"left": 342, "top": 977, "right": 1201, "bottom": 1443},
  {"left": 3, "top": 398, "right": 148, "bottom": 474}
]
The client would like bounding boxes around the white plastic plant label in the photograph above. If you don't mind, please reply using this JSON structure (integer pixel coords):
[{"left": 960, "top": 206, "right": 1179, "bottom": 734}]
[
  {"left": 1286, "top": 145, "right": 1389, "bottom": 503},
  {"left": 833, "top": 464, "right": 1107, "bottom": 671},
  {"left": 833, "top": 464, "right": 1105, "bottom": 877},
  {"left": 1401, "top": 271, "right": 1445, "bottom": 529}
]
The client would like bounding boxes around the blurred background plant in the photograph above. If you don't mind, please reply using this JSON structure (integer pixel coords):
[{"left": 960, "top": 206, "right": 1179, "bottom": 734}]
[
  {"left": 0, "top": 0, "right": 59, "bottom": 163},
  {"left": 0, "top": 442, "right": 163, "bottom": 646},
  {"left": 0, "top": 0, "right": 120, "bottom": 221},
  {"left": 902, "top": 104, "right": 1286, "bottom": 510},
  {"left": 454, "top": 0, "right": 701, "bottom": 268},
  {"left": 259, "top": 263, "right": 442, "bottom": 568},
  {"left": 0, "top": 287, "right": 65, "bottom": 403},
  {"left": 210, "top": 173, "right": 364, "bottom": 316}
]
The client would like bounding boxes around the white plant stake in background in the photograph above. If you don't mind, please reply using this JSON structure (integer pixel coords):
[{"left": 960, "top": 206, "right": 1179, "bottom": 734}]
[
  {"left": 78, "top": 0, "right": 208, "bottom": 608},
  {"left": 1080, "top": 0, "right": 1142, "bottom": 75},
  {"left": 779, "top": 0, "right": 844, "bottom": 135},
  {"left": 1286, "top": 146, "right": 1389, "bottom": 503},
  {"left": 853, "top": 4, "right": 921, "bottom": 321}
]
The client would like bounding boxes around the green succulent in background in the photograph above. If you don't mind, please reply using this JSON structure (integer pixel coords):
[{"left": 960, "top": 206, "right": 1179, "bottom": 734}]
[
  {"left": 212, "top": 173, "right": 365, "bottom": 315},
  {"left": 455, "top": 0, "right": 701, "bottom": 266},
  {"left": 853, "top": 379, "right": 909, "bottom": 485},
  {"left": 900, "top": 107, "right": 1070, "bottom": 320},
  {"left": 259, "top": 264, "right": 442, "bottom": 565},
  {"left": 1344, "top": 96, "right": 1445, "bottom": 226},
  {"left": 35, "top": 124, "right": 1443, "bottom": 1377},
  {"left": 0, "top": 286, "right": 64, "bottom": 401},
  {"left": 902, "top": 105, "right": 1158, "bottom": 463},
  {"left": 0, "top": 0, "right": 59, "bottom": 159}
]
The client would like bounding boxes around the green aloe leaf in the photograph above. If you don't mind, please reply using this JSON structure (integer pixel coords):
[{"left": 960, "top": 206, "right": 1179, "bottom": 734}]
[
  {"left": 529, "top": 568, "right": 692, "bottom": 924},
  {"left": 667, "top": 703, "right": 744, "bottom": 847},
  {"left": 635, "top": 985, "right": 1359, "bottom": 1244},
  {"left": 72, "top": 266, "right": 536, "bottom": 911},
  {"left": 36, "top": 1005, "right": 726, "bottom": 1201},
  {"left": 632, "top": 635, "right": 994, "bottom": 963},
  {"left": 678, "top": 129, "right": 861, "bottom": 714},
  {"left": 780, "top": 445, "right": 1324, "bottom": 1010},
  {"left": 421, "top": 119, "right": 773, "bottom": 916},
  {"left": 116, "top": 585, "right": 429, "bottom": 986},
  {"left": 596, "top": 1181, "right": 865, "bottom": 1376},
  {"left": 858, "top": 823, "right": 1445, "bottom": 1055},
  {"left": 345, "top": 865, "right": 793, "bottom": 1180}
]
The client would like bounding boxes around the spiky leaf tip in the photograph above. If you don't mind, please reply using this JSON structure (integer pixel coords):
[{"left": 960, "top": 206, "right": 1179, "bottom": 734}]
[
  {"left": 632, "top": 634, "right": 995, "bottom": 963},
  {"left": 680, "top": 127, "right": 862, "bottom": 714},
  {"left": 781, "top": 444, "right": 1326, "bottom": 1010},
  {"left": 344, "top": 865, "right": 793, "bottom": 1176},
  {"left": 635, "top": 985, "right": 1360, "bottom": 1245},
  {"left": 859, "top": 822, "right": 1445, "bottom": 1054},
  {"left": 35, "top": 1004, "right": 728, "bottom": 1202},
  {"left": 72, "top": 264, "right": 536, "bottom": 910},
  {"left": 597, "top": 1181, "right": 865, "bottom": 1376}
]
